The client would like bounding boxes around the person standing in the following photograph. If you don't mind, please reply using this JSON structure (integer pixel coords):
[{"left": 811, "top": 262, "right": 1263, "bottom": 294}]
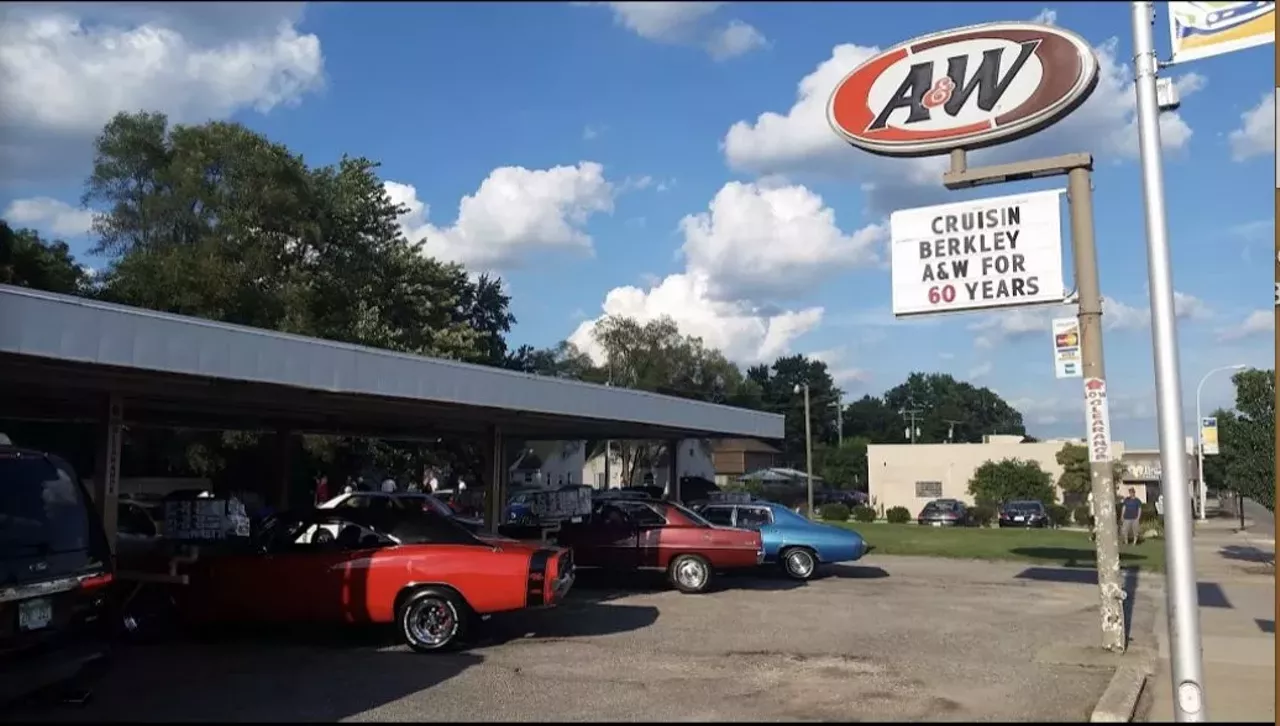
[
  {"left": 314, "top": 474, "right": 330, "bottom": 505},
  {"left": 1120, "top": 487, "right": 1143, "bottom": 546},
  {"left": 380, "top": 477, "right": 397, "bottom": 494}
]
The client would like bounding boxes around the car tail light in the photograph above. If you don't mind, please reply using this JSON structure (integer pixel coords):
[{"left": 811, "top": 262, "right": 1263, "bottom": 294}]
[{"left": 79, "top": 573, "right": 114, "bottom": 591}]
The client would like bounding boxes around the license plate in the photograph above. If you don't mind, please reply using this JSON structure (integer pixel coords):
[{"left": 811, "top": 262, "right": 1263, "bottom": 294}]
[
  {"left": 18, "top": 597, "right": 53, "bottom": 631},
  {"left": 1014, "top": 516, "right": 1025, "bottom": 522},
  {"left": 932, "top": 521, "right": 942, "bottom": 527}
]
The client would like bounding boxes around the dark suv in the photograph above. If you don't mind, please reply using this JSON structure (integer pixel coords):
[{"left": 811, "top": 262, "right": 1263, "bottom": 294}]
[{"left": 1, "top": 445, "right": 115, "bottom": 705}]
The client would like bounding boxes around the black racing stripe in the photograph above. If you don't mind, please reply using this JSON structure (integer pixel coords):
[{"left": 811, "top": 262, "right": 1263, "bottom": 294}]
[{"left": 526, "top": 549, "right": 552, "bottom": 607}]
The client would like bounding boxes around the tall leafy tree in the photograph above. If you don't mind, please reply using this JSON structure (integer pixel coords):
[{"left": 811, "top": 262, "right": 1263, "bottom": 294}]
[
  {"left": 1212, "top": 368, "right": 1275, "bottom": 511},
  {"left": 968, "top": 458, "right": 1056, "bottom": 507},
  {"left": 0, "top": 222, "right": 90, "bottom": 294},
  {"left": 747, "top": 354, "right": 839, "bottom": 463},
  {"left": 813, "top": 437, "right": 870, "bottom": 490},
  {"left": 881, "top": 372, "right": 1026, "bottom": 443}
]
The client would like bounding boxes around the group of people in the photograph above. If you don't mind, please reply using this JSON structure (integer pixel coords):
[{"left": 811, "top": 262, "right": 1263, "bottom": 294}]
[{"left": 311, "top": 472, "right": 446, "bottom": 505}]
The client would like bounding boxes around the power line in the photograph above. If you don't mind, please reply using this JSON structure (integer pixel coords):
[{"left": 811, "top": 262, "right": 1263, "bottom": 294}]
[{"left": 900, "top": 408, "right": 924, "bottom": 444}]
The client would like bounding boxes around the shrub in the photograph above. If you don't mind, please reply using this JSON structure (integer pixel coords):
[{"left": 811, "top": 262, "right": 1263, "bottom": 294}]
[
  {"left": 1072, "top": 505, "right": 1093, "bottom": 527},
  {"left": 851, "top": 505, "right": 877, "bottom": 523},
  {"left": 886, "top": 506, "right": 911, "bottom": 524},
  {"left": 1140, "top": 503, "right": 1163, "bottom": 531},
  {"left": 1047, "top": 504, "right": 1070, "bottom": 528},
  {"left": 819, "top": 503, "right": 851, "bottom": 522},
  {"left": 968, "top": 505, "right": 995, "bottom": 528}
]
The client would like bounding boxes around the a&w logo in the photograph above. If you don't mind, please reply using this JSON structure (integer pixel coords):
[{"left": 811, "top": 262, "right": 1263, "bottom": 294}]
[
  {"left": 867, "top": 40, "right": 1041, "bottom": 131},
  {"left": 827, "top": 22, "right": 1100, "bottom": 158}
]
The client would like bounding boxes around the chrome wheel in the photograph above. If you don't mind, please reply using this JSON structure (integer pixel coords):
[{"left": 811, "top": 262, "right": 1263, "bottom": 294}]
[
  {"left": 669, "top": 555, "right": 711, "bottom": 593},
  {"left": 784, "top": 549, "right": 815, "bottom": 580},
  {"left": 404, "top": 596, "right": 458, "bottom": 650}
]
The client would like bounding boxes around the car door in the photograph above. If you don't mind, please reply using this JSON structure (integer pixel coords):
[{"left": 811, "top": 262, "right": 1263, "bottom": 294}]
[
  {"left": 568, "top": 503, "right": 637, "bottom": 569},
  {"left": 735, "top": 506, "right": 779, "bottom": 560},
  {"left": 617, "top": 502, "right": 667, "bottom": 569}
]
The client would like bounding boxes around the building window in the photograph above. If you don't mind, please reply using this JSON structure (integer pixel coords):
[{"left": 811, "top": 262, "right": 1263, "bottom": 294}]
[{"left": 915, "top": 481, "right": 942, "bottom": 499}]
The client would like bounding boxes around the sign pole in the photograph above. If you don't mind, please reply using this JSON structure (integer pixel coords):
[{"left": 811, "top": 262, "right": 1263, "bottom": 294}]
[
  {"left": 941, "top": 151, "right": 1127, "bottom": 653},
  {"left": 1131, "top": 2, "right": 1206, "bottom": 721},
  {"left": 1065, "top": 164, "right": 1127, "bottom": 653}
]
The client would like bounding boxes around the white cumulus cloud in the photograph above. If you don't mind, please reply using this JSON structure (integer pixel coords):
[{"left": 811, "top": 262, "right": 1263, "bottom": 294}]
[
  {"left": 385, "top": 162, "right": 616, "bottom": 271},
  {"left": 583, "top": 1, "right": 767, "bottom": 61},
  {"left": 568, "top": 272, "right": 823, "bottom": 366},
  {"left": 1218, "top": 309, "right": 1274, "bottom": 341},
  {"left": 722, "top": 31, "right": 1204, "bottom": 214},
  {"left": 0, "top": 3, "right": 325, "bottom": 185},
  {"left": 679, "top": 181, "right": 884, "bottom": 302},
  {"left": 3, "top": 197, "right": 95, "bottom": 237},
  {"left": 1228, "top": 91, "right": 1275, "bottom": 162},
  {"left": 570, "top": 179, "right": 881, "bottom": 365}
]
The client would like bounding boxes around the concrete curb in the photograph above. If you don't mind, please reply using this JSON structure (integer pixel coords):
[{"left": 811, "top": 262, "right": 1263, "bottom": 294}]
[{"left": 1089, "top": 592, "right": 1162, "bottom": 723}]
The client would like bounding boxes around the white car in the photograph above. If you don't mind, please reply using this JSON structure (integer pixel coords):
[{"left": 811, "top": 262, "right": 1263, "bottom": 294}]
[{"left": 298, "top": 491, "right": 483, "bottom": 544}]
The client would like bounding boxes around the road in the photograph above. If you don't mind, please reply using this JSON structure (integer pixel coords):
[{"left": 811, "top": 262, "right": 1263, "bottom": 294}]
[{"left": 13, "top": 556, "right": 1157, "bottom": 723}]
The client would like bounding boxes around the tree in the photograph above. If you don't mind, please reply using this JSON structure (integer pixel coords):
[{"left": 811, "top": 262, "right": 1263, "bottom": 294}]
[
  {"left": 747, "top": 354, "right": 839, "bottom": 463},
  {"left": 813, "top": 437, "right": 869, "bottom": 490},
  {"left": 1055, "top": 443, "right": 1127, "bottom": 503},
  {"left": 1213, "top": 368, "right": 1275, "bottom": 511},
  {"left": 76, "top": 111, "right": 522, "bottom": 482},
  {"left": 575, "top": 315, "right": 763, "bottom": 485},
  {"left": 881, "top": 372, "right": 1026, "bottom": 443},
  {"left": 0, "top": 222, "right": 90, "bottom": 294},
  {"left": 968, "top": 458, "right": 1056, "bottom": 507},
  {"left": 841, "top": 395, "right": 907, "bottom": 444}
]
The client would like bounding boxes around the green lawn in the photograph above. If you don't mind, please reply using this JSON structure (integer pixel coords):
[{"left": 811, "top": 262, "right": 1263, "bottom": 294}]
[{"left": 835, "top": 522, "right": 1166, "bottom": 571}]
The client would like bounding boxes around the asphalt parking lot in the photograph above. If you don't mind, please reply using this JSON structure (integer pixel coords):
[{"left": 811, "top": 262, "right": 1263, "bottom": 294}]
[{"left": 12, "top": 555, "right": 1159, "bottom": 722}]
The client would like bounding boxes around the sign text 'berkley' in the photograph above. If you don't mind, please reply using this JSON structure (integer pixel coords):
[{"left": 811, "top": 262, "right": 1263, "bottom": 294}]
[{"left": 827, "top": 22, "right": 1100, "bottom": 157}]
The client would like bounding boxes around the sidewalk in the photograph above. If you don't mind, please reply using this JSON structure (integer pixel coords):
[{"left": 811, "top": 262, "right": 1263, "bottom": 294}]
[{"left": 1143, "top": 513, "right": 1275, "bottom": 722}]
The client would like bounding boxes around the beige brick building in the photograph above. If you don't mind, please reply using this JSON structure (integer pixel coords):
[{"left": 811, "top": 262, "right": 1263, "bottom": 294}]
[{"left": 868, "top": 435, "right": 1199, "bottom": 517}]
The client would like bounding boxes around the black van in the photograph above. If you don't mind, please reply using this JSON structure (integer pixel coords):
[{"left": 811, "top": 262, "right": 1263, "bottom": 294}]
[{"left": 0, "top": 445, "right": 115, "bottom": 705}]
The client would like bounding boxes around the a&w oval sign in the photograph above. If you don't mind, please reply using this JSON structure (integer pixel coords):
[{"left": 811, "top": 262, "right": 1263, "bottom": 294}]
[{"left": 827, "top": 22, "right": 1099, "bottom": 158}]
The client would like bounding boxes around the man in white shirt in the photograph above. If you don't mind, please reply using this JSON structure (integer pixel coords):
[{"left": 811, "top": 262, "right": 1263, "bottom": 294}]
[{"left": 380, "top": 478, "right": 397, "bottom": 494}]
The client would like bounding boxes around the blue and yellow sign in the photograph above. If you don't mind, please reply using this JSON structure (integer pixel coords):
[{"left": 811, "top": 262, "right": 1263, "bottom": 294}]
[{"left": 1169, "top": 2, "right": 1275, "bottom": 64}]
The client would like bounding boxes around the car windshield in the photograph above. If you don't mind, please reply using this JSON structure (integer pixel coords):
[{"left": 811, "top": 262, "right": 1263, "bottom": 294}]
[
  {"left": 924, "top": 501, "right": 958, "bottom": 512},
  {"left": 0, "top": 454, "right": 95, "bottom": 559}
]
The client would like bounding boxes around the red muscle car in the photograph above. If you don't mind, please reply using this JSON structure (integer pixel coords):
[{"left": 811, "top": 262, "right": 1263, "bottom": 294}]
[
  {"left": 173, "top": 508, "right": 574, "bottom": 652},
  {"left": 555, "top": 498, "right": 763, "bottom": 594}
]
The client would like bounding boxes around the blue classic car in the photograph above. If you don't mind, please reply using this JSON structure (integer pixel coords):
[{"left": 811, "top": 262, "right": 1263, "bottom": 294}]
[{"left": 695, "top": 500, "right": 867, "bottom": 581}]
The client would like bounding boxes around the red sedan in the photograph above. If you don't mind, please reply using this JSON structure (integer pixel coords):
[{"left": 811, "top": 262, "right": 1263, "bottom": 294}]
[
  {"left": 172, "top": 508, "right": 574, "bottom": 652},
  {"left": 555, "top": 498, "right": 763, "bottom": 594}
]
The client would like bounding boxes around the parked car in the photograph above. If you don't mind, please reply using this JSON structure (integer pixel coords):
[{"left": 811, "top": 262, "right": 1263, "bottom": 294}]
[
  {"left": 173, "top": 508, "right": 574, "bottom": 652},
  {"left": 317, "top": 491, "right": 484, "bottom": 533},
  {"left": 0, "top": 444, "right": 116, "bottom": 705},
  {"left": 694, "top": 500, "right": 867, "bottom": 581},
  {"left": 554, "top": 498, "right": 763, "bottom": 594},
  {"left": 998, "top": 500, "right": 1050, "bottom": 528},
  {"left": 917, "top": 499, "right": 971, "bottom": 527}
]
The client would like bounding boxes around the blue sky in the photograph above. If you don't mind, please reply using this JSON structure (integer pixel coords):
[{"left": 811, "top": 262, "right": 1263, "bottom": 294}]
[{"left": 1, "top": 1, "right": 1274, "bottom": 447}]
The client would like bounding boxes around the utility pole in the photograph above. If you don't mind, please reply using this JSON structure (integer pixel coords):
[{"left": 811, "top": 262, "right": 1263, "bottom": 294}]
[
  {"left": 1131, "top": 2, "right": 1206, "bottom": 719},
  {"left": 831, "top": 392, "right": 844, "bottom": 447},
  {"left": 942, "top": 419, "right": 963, "bottom": 443},
  {"left": 943, "top": 148, "right": 1126, "bottom": 654},
  {"left": 795, "top": 383, "right": 814, "bottom": 517},
  {"left": 901, "top": 408, "right": 923, "bottom": 444}
]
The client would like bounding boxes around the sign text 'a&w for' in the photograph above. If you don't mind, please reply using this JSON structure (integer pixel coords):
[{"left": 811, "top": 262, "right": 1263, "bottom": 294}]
[{"left": 889, "top": 189, "right": 1066, "bottom": 317}]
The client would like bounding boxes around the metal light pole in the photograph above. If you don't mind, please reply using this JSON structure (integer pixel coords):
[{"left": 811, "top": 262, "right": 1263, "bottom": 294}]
[
  {"left": 1195, "top": 364, "right": 1247, "bottom": 521},
  {"left": 1131, "top": 2, "right": 1206, "bottom": 720},
  {"left": 832, "top": 392, "right": 844, "bottom": 448},
  {"left": 795, "top": 383, "right": 814, "bottom": 517}
]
